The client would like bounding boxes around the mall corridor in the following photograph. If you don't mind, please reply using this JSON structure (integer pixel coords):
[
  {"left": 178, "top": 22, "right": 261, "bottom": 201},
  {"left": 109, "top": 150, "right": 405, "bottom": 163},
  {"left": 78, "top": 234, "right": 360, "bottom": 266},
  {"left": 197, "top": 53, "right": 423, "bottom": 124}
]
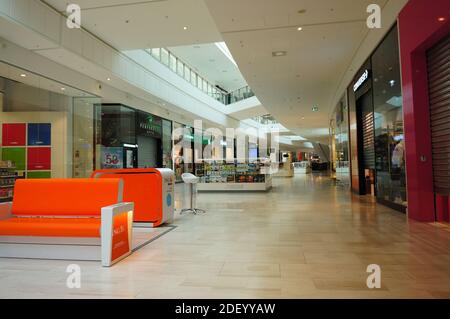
[{"left": 0, "top": 175, "right": 449, "bottom": 299}]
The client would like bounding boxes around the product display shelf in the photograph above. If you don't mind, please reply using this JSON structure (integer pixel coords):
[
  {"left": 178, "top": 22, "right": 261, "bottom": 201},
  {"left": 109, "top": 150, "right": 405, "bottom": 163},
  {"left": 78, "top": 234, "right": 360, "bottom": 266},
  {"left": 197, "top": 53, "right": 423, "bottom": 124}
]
[
  {"left": 196, "top": 161, "right": 272, "bottom": 192},
  {"left": 0, "top": 162, "right": 17, "bottom": 202}
]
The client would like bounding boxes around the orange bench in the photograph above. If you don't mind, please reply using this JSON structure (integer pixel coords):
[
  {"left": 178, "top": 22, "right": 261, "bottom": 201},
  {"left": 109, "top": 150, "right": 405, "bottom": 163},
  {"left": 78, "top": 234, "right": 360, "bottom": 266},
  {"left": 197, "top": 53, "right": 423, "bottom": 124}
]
[
  {"left": 0, "top": 179, "right": 134, "bottom": 267},
  {"left": 91, "top": 168, "right": 174, "bottom": 227}
]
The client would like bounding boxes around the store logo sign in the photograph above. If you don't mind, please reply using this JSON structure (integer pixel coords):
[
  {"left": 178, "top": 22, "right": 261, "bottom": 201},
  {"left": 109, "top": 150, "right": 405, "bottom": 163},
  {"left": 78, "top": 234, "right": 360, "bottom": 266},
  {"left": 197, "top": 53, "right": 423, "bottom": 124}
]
[
  {"left": 367, "top": 4, "right": 382, "bottom": 29},
  {"left": 353, "top": 69, "right": 369, "bottom": 92},
  {"left": 66, "top": 4, "right": 81, "bottom": 29}
]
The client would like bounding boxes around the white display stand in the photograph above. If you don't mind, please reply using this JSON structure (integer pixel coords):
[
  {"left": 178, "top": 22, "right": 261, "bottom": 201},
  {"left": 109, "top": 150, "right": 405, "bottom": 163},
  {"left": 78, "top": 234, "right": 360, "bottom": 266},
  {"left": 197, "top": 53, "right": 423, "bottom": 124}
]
[
  {"left": 293, "top": 162, "right": 312, "bottom": 174},
  {"left": 197, "top": 175, "right": 272, "bottom": 192}
]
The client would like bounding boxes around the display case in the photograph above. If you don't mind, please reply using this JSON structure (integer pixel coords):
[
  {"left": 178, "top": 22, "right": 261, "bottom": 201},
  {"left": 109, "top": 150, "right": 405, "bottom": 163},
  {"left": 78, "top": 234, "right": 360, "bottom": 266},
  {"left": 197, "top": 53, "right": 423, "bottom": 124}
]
[
  {"left": 0, "top": 161, "right": 16, "bottom": 202},
  {"left": 196, "top": 161, "right": 272, "bottom": 192}
]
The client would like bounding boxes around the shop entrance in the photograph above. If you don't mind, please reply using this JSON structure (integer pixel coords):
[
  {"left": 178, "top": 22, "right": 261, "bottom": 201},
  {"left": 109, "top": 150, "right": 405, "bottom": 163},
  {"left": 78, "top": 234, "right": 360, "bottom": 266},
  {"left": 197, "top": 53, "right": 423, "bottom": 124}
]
[
  {"left": 356, "top": 90, "right": 376, "bottom": 196},
  {"left": 137, "top": 135, "right": 161, "bottom": 168}
]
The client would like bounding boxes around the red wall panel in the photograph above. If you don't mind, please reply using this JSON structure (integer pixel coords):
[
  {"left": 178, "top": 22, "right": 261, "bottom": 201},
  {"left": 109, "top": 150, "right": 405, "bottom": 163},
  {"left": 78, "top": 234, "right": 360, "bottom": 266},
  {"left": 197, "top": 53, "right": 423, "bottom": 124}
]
[
  {"left": 398, "top": 0, "right": 450, "bottom": 221},
  {"left": 2, "top": 124, "right": 26, "bottom": 146},
  {"left": 27, "top": 147, "right": 51, "bottom": 171}
]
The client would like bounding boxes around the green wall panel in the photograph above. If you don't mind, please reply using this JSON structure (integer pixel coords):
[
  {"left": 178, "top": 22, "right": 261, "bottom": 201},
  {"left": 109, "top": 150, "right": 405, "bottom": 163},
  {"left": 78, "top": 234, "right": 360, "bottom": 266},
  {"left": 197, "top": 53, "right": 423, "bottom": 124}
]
[
  {"left": 1, "top": 148, "right": 26, "bottom": 170},
  {"left": 27, "top": 171, "right": 51, "bottom": 179}
]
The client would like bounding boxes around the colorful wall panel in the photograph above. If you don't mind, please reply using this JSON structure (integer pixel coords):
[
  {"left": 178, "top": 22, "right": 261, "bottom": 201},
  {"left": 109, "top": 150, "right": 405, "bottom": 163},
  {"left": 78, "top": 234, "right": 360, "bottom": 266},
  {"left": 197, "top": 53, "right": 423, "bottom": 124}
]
[
  {"left": 0, "top": 123, "right": 52, "bottom": 179},
  {"left": 27, "top": 171, "right": 51, "bottom": 179},
  {"left": 28, "top": 123, "right": 51, "bottom": 146},
  {"left": 27, "top": 147, "right": 51, "bottom": 170},
  {"left": 2, "top": 123, "right": 26, "bottom": 146},
  {"left": 1, "top": 148, "right": 26, "bottom": 170}
]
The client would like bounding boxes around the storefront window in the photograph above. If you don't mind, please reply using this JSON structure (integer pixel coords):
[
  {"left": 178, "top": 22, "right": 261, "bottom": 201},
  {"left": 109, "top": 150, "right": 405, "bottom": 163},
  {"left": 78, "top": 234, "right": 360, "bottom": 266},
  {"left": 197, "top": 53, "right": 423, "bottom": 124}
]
[
  {"left": 96, "top": 104, "right": 173, "bottom": 170},
  {"left": 335, "top": 94, "right": 350, "bottom": 187},
  {"left": 162, "top": 119, "right": 173, "bottom": 169},
  {"left": 372, "top": 26, "right": 407, "bottom": 210},
  {"left": 0, "top": 69, "right": 97, "bottom": 180},
  {"left": 173, "top": 122, "right": 185, "bottom": 181}
]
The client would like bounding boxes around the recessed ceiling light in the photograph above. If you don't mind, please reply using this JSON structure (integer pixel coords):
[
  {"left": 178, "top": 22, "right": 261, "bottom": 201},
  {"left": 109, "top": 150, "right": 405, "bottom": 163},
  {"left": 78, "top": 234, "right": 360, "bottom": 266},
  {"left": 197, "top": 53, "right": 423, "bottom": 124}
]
[
  {"left": 438, "top": 17, "right": 445, "bottom": 22},
  {"left": 297, "top": 27, "right": 303, "bottom": 31},
  {"left": 272, "top": 51, "right": 287, "bottom": 57},
  {"left": 183, "top": 26, "right": 188, "bottom": 30},
  {"left": 301, "top": 117, "right": 305, "bottom": 120},
  {"left": 61, "top": 87, "right": 66, "bottom": 91},
  {"left": 20, "top": 74, "right": 27, "bottom": 77},
  {"left": 107, "top": 78, "right": 111, "bottom": 81}
]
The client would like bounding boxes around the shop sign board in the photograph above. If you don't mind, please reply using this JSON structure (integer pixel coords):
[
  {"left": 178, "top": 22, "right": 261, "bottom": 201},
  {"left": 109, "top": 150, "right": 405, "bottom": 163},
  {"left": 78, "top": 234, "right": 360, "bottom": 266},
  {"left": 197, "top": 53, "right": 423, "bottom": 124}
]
[
  {"left": 353, "top": 69, "right": 370, "bottom": 92},
  {"left": 137, "top": 112, "right": 162, "bottom": 138}
]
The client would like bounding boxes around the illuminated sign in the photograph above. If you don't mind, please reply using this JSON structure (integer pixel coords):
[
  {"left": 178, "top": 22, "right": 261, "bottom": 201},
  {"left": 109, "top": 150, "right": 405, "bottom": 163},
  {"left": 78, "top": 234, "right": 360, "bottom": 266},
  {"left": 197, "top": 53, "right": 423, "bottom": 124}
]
[{"left": 353, "top": 69, "right": 370, "bottom": 92}]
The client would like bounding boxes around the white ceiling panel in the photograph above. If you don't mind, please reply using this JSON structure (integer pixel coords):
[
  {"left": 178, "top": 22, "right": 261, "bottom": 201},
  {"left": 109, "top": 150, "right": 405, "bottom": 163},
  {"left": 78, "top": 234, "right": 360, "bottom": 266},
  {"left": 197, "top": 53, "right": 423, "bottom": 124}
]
[{"left": 43, "top": 0, "right": 222, "bottom": 49}]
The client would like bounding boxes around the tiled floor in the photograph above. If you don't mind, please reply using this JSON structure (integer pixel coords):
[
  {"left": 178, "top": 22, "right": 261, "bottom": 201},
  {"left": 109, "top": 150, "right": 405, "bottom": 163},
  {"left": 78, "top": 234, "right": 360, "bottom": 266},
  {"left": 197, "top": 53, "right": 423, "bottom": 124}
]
[{"left": 1, "top": 174, "right": 450, "bottom": 298}]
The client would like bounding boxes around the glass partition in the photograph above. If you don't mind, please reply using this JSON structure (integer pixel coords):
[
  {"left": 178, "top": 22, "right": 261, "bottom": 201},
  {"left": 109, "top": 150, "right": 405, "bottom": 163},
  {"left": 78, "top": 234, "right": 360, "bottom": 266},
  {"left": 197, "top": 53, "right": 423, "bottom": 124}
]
[
  {"left": 372, "top": 26, "right": 406, "bottom": 210},
  {"left": 73, "top": 97, "right": 101, "bottom": 178},
  {"left": 334, "top": 94, "right": 350, "bottom": 187}
]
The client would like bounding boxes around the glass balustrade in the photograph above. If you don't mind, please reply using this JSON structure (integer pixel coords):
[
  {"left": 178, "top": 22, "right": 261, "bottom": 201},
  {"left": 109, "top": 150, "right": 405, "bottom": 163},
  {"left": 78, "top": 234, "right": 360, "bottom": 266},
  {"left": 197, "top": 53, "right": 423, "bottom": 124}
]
[
  {"left": 252, "top": 114, "right": 279, "bottom": 125},
  {"left": 146, "top": 48, "right": 254, "bottom": 105}
]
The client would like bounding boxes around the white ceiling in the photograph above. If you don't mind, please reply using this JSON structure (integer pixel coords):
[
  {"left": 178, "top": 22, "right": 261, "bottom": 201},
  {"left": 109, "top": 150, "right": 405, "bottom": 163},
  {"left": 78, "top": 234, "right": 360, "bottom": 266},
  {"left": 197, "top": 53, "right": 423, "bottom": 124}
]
[
  {"left": 203, "top": 0, "right": 405, "bottom": 142},
  {"left": 42, "top": 0, "right": 223, "bottom": 49},
  {"left": 169, "top": 43, "right": 247, "bottom": 92}
]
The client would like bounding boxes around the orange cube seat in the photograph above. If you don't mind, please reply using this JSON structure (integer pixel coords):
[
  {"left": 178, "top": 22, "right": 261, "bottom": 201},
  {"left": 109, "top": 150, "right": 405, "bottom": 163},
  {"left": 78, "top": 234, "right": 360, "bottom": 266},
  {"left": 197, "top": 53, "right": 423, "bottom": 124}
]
[{"left": 92, "top": 168, "right": 174, "bottom": 227}]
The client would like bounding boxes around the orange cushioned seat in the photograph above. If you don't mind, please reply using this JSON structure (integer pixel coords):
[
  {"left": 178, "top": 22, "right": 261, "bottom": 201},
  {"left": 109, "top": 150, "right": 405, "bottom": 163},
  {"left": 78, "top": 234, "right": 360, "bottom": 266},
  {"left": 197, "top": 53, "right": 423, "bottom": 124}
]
[
  {"left": 0, "top": 217, "right": 101, "bottom": 237},
  {"left": 0, "top": 178, "right": 122, "bottom": 238}
]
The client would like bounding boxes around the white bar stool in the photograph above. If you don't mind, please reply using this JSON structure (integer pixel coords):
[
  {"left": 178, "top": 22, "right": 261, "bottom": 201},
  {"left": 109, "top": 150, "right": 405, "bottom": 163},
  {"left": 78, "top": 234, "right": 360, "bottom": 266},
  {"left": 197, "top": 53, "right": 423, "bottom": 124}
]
[{"left": 181, "top": 173, "right": 206, "bottom": 215}]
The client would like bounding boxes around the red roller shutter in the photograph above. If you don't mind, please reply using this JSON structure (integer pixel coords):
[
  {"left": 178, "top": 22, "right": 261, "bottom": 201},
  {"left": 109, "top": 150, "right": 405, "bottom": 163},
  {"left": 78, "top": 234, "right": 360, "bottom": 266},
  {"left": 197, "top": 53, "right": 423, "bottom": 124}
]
[{"left": 427, "top": 34, "right": 450, "bottom": 196}]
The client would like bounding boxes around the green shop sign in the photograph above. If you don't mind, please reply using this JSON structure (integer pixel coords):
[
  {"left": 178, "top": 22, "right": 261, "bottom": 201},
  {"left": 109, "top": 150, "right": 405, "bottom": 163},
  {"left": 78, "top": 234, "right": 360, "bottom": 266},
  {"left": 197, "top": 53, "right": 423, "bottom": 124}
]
[{"left": 137, "top": 112, "right": 162, "bottom": 138}]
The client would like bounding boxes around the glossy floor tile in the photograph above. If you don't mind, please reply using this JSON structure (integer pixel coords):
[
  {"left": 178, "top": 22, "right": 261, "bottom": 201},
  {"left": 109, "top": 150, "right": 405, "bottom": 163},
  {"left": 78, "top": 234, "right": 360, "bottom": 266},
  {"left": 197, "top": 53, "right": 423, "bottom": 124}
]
[{"left": 0, "top": 174, "right": 449, "bottom": 299}]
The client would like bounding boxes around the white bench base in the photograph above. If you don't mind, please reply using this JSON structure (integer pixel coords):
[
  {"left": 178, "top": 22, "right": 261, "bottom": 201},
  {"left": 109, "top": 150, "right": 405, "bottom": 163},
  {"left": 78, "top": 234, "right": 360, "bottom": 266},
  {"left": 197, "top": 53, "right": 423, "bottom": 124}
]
[{"left": 0, "top": 240, "right": 102, "bottom": 261}]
